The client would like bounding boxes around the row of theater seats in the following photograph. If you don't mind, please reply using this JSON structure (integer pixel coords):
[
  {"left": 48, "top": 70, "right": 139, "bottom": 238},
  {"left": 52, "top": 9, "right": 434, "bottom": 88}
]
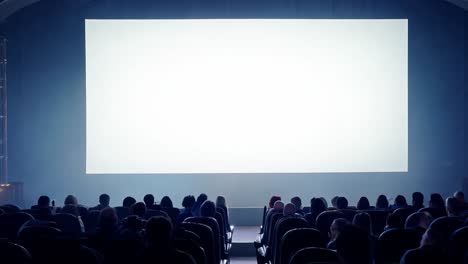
[
  {"left": 255, "top": 205, "right": 468, "bottom": 264},
  {"left": 0, "top": 203, "right": 233, "bottom": 264}
]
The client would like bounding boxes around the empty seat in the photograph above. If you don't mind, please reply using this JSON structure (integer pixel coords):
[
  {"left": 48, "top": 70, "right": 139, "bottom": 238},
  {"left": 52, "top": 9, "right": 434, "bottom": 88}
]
[
  {"left": 185, "top": 216, "right": 223, "bottom": 261},
  {"left": 173, "top": 238, "right": 207, "bottom": 264},
  {"left": 0, "top": 240, "right": 32, "bottom": 264},
  {"left": 53, "top": 213, "right": 83, "bottom": 238},
  {"left": 114, "top": 206, "right": 129, "bottom": 220},
  {"left": 289, "top": 247, "right": 340, "bottom": 264},
  {"left": 393, "top": 207, "right": 417, "bottom": 222},
  {"left": 0, "top": 212, "right": 34, "bottom": 241},
  {"left": 279, "top": 228, "right": 326, "bottom": 264},
  {"left": 272, "top": 217, "right": 309, "bottom": 264},
  {"left": 144, "top": 209, "right": 169, "bottom": 220},
  {"left": 360, "top": 210, "right": 389, "bottom": 236},
  {"left": 418, "top": 207, "right": 446, "bottom": 219},
  {"left": 449, "top": 226, "right": 468, "bottom": 264},
  {"left": 83, "top": 210, "right": 100, "bottom": 234},
  {"left": 180, "top": 222, "right": 217, "bottom": 264},
  {"left": 377, "top": 228, "right": 421, "bottom": 264}
]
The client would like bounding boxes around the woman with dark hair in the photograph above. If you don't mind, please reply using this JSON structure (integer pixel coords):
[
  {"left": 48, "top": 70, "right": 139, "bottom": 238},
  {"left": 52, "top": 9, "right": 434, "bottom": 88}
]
[
  {"left": 176, "top": 195, "right": 195, "bottom": 224},
  {"left": 191, "top": 193, "right": 208, "bottom": 217},
  {"left": 357, "top": 197, "right": 371, "bottom": 210},
  {"left": 160, "top": 196, "right": 179, "bottom": 224},
  {"left": 376, "top": 195, "right": 389, "bottom": 209},
  {"left": 390, "top": 195, "right": 408, "bottom": 210},
  {"left": 429, "top": 193, "right": 445, "bottom": 209},
  {"left": 216, "top": 195, "right": 231, "bottom": 232},
  {"left": 160, "top": 196, "right": 173, "bottom": 209},
  {"left": 268, "top": 196, "right": 281, "bottom": 209},
  {"left": 305, "top": 197, "right": 327, "bottom": 228}
]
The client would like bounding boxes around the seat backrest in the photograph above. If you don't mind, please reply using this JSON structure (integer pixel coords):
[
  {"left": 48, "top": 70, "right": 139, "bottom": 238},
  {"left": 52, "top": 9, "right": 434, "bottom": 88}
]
[
  {"left": 53, "top": 213, "right": 82, "bottom": 238},
  {"left": 77, "top": 206, "right": 88, "bottom": 217},
  {"left": 360, "top": 210, "right": 389, "bottom": 236},
  {"left": 114, "top": 206, "right": 129, "bottom": 221},
  {"left": 429, "top": 216, "right": 464, "bottom": 246},
  {"left": 83, "top": 210, "right": 100, "bottom": 234},
  {"left": 337, "top": 209, "right": 357, "bottom": 222},
  {"left": 162, "top": 207, "right": 180, "bottom": 224},
  {"left": 289, "top": 247, "right": 340, "bottom": 264},
  {"left": 144, "top": 209, "right": 169, "bottom": 220},
  {"left": 215, "top": 207, "right": 227, "bottom": 234},
  {"left": 173, "top": 238, "right": 207, "bottom": 264},
  {"left": 180, "top": 222, "right": 217, "bottom": 264},
  {"left": 315, "top": 211, "right": 346, "bottom": 241},
  {"left": 393, "top": 207, "right": 417, "bottom": 222},
  {"left": 449, "top": 226, "right": 468, "bottom": 264},
  {"left": 185, "top": 217, "right": 221, "bottom": 262},
  {"left": 174, "top": 228, "right": 202, "bottom": 246},
  {"left": 261, "top": 206, "right": 267, "bottom": 233},
  {"left": 272, "top": 217, "right": 308, "bottom": 264},
  {"left": 265, "top": 213, "right": 283, "bottom": 246},
  {"left": 418, "top": 207, "right": 447, "bottom": 219},
  {"left": 0, "top": 212, "right": 34, "bottom": 241},
  {"left": 0, "top": 240, "right": 32, "bottom": 264},
  {"left": 0, "top": 204, "right": 21, "bottom": 213},
  {"left": 214, "top": 212, "right": 226, "bottom": 241},
  {"left": 280, "top": 228, "right": 326, "bottom": 264},
  {"left": 378, "top": 228, "right": 420, "bottom": 263},
  {"left": 217, "top": 206, "right": 231, "bottom": 233}
]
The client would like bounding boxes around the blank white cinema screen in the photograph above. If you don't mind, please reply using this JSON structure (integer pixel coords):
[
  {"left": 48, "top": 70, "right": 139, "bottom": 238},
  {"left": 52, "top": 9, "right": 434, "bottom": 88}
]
[{"left": 85, "top": 19, "right": 408, "bottom": 174}]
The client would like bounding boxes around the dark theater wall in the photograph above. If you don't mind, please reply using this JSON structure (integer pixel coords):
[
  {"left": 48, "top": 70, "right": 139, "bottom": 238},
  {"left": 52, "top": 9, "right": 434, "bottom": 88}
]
[{"left": 1, "top": 0, "right": 467, "bottom": 207}]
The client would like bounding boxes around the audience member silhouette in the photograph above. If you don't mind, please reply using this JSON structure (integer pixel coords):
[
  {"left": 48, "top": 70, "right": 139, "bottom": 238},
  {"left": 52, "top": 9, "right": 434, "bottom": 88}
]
[
  {"left": 200, "top": 200, "right": 216, "bottom": 218},
  {"left": 191, "top": 193, "right": 208, "bottom": 217},
  {"left": 31, "top": 195, "right": 53, "bottom": 220},
  {"left": 35, "top": 195, "right": 51, "bottom": 208},
  {"left": 143, "top": 194, "right": 160, "bottom": 210},
  {"left": 446, "top": 197, "right": 462, "bottom": 217},
  {"left": 390, "top": 195, "right": 408, "bottom": 210},
  {"left": 429, "top": 193, "right": 445, "bottom": 209},
  {"left": 336, "top": 196, "right": 348, "bottom": 209},
  {"left": 376, "top": 194, "right": 389, "bottom": 209},
  {"left": 261, "top": 200, "right": 284, "bottom": 245},
  {"left": 90, "top": 193, "right": 110, "bottom": 211},
  {"left": 160, "top": 196, "right": 180, "bottom": 224},
  {"left": 335, "top": 224, "right": 372, "bottom": 264},
  {"left": 384, "top": 212, "right": 405, "bottom": 230},
  {"left": 290, "top": 196, "right": 304, "bottom": 215},
  {"left": 268, "top": 195, "right": 281, "bottom": 209},
  {"left": 138, "top": 216, "right": 195, "bottom": 264},
  {"left": 216, "top": 195, "right": 231, "bottom": 231},
  {"left": 159, "top": 196, "right": 173, "bottom": 209},
  {"left": 305, "top": 197, "right": 327, "bottom": 227},
  {"left": 90, "top": 207, "right": 119, "bottom": 255},
  {"left": 122, "top": 196, "right": 137, "bottom": 208},
  {"left": 61, "top": 204, "right": 80, "bottom": 216},
  {"left": 412, "top": 192, "right": 424, "bottom": 209},
  {"left": 319, "top": 197, "right": 328, "bottom": 208},
  {"left": 453, "top": 191, "right": 465, "bottom": 203},
  {"left": 327, "top": 218, "right": 350, "bottom": 250},
  {"left": 353, "top": 212, "right": 373, "bottom": 236},
  {"left": 283, "top": 203, "right": 296, "bottom": 216},
  {"left": 130, "top": 202, "right": 147, "bottom": 218},
  {"left": 64, "top": 195, "right": 78, "bottom": 206},
  {"left": 357, "top": 196, "right": 371, "bottom": 210},
  {"left": 331, "top": 196, "right": 339, "bottom": 208},
  {"left": 400, "top": 227, "right": 446, "bottom": 264},
  {"left": 177, "top": 195, "right": 195, "bottom": 224}
]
